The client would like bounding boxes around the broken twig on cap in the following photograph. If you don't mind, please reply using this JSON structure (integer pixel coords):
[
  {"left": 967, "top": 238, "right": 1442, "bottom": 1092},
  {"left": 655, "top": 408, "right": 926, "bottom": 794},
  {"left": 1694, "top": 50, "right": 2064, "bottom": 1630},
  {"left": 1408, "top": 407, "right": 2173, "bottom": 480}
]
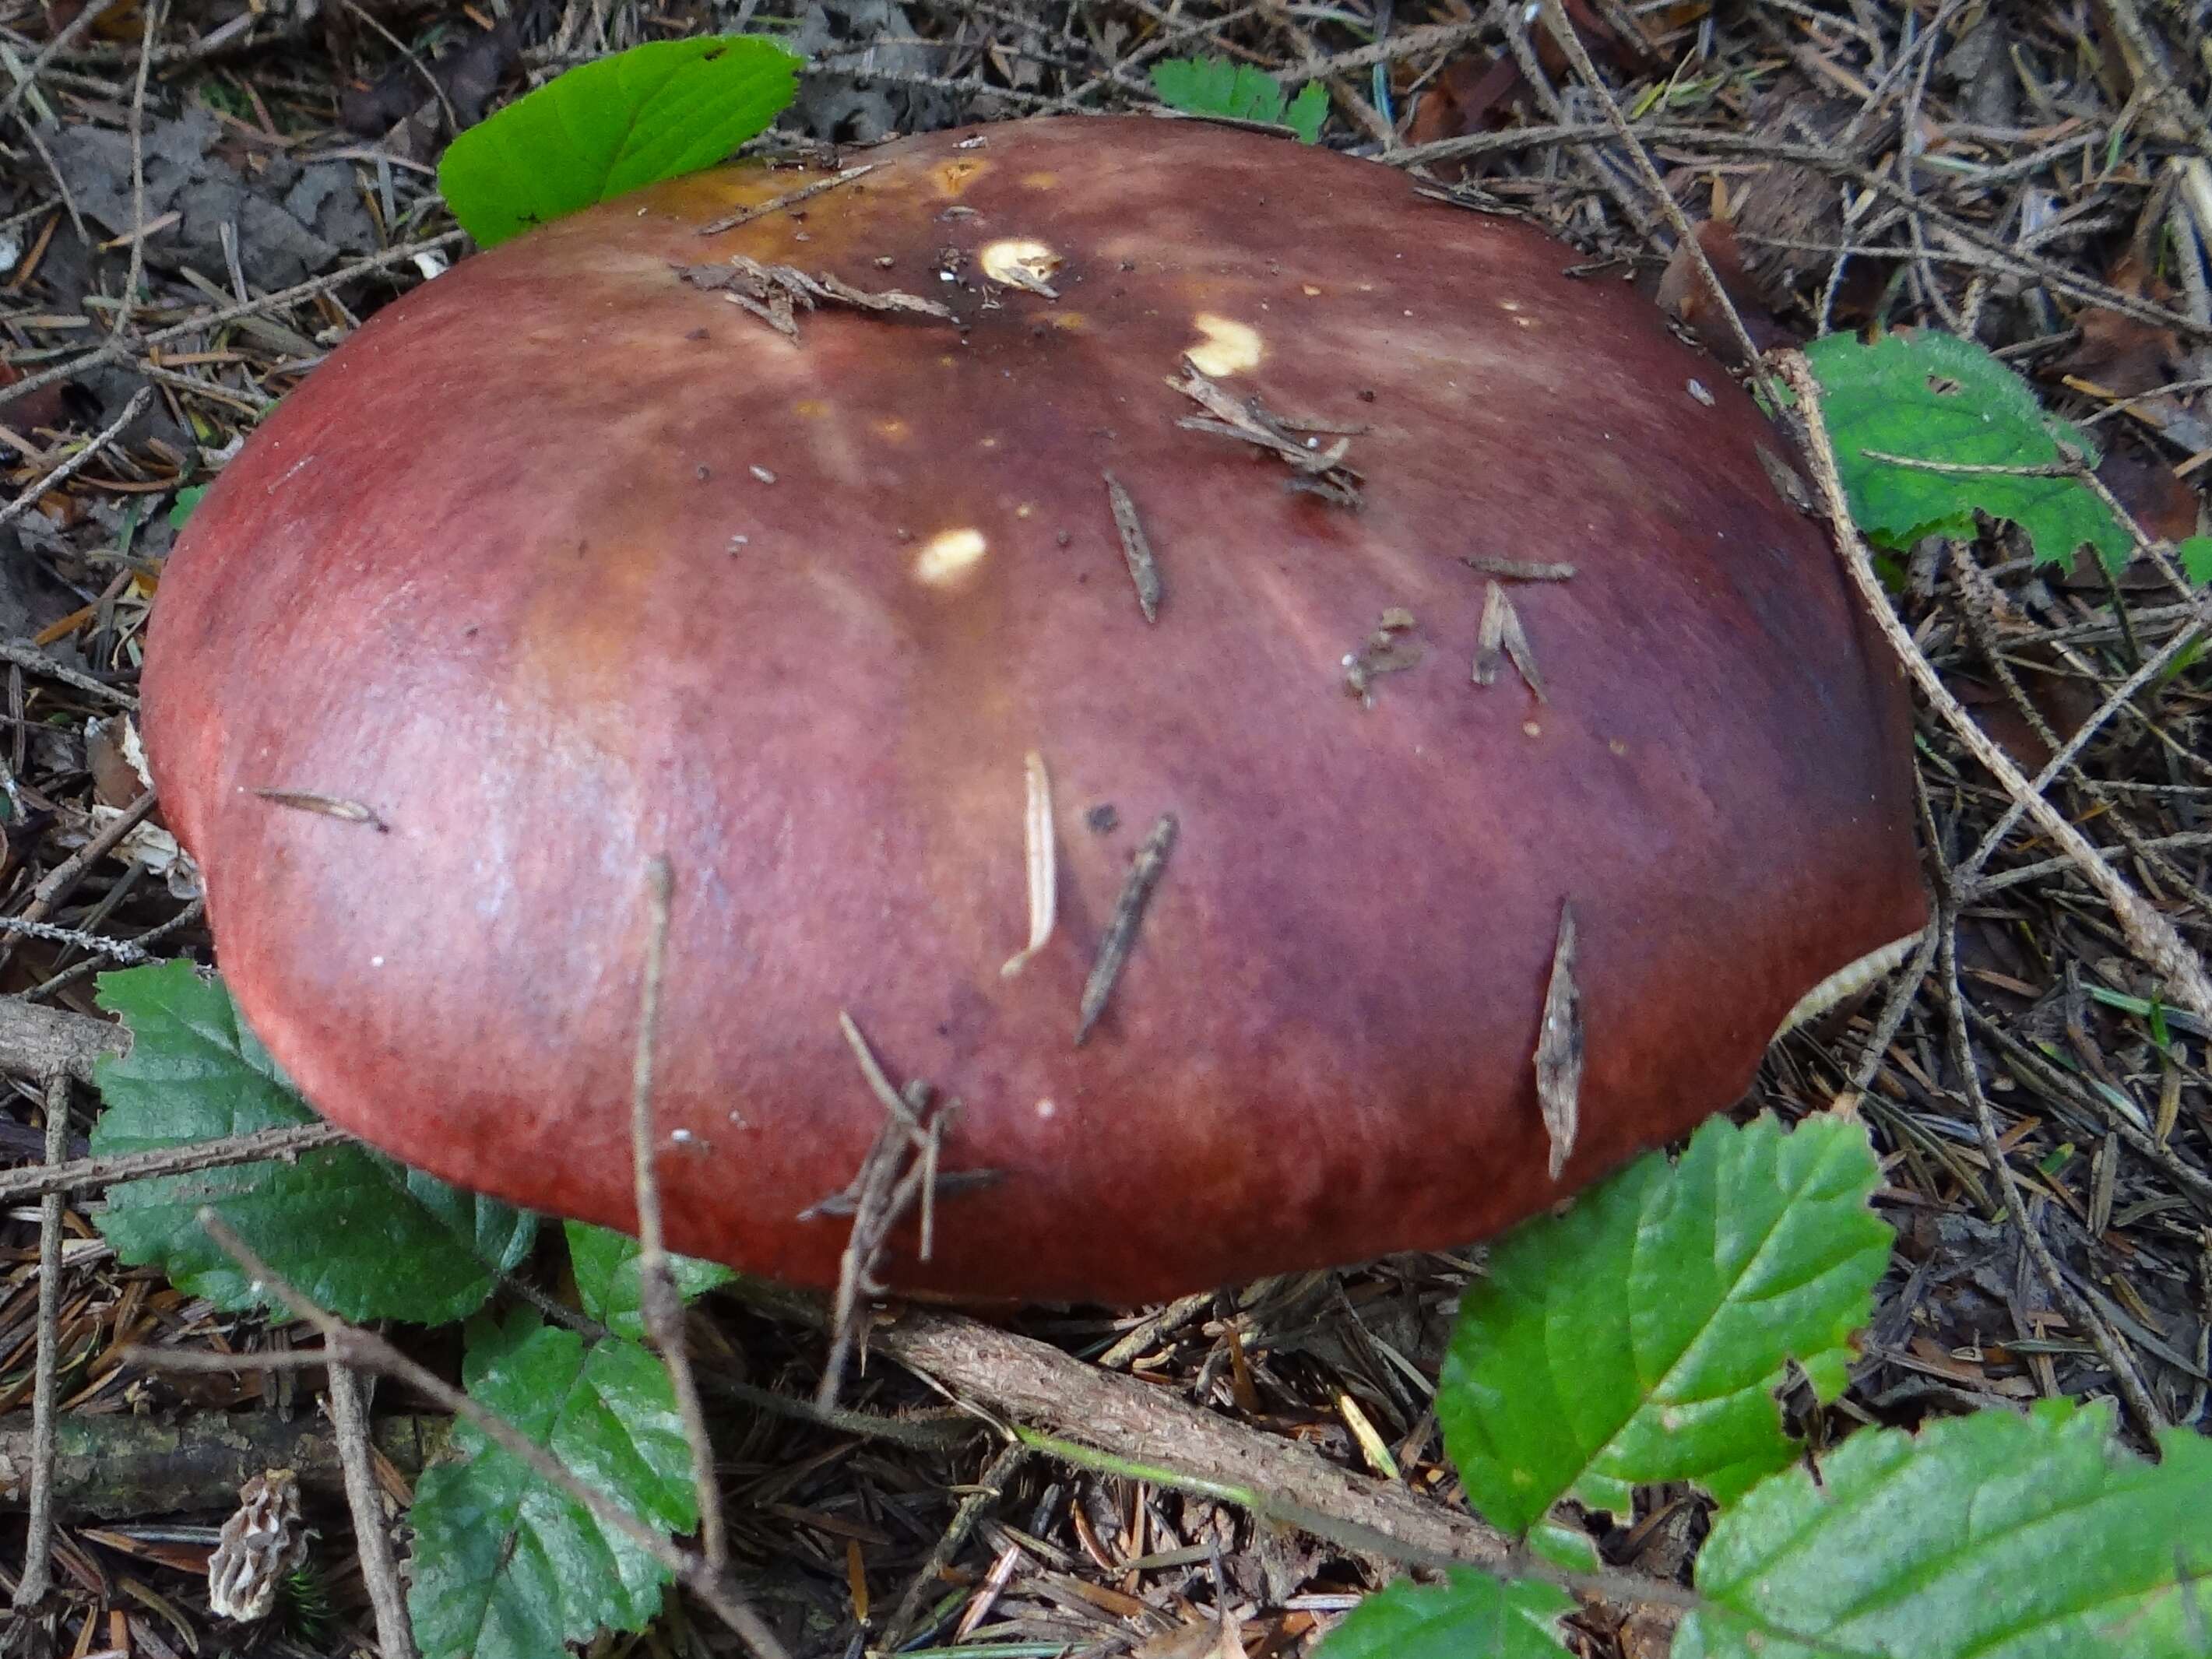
[
  {"left": 679, "top": 255, "right": 955, "bottom": 342},
  {"left": 1076, "top": 814, "right": 1178, "bottom": 1045},
  {"left": 1472, "top": 582, "right": 1545, "bottom": 700},
  {"left": 1535, "top": 902, "right": 1583, "bottom": 1180},
  {"left": 1001, "top": 751, "right": 1057, "bottom": 977},
  {"left": 1102, "top": 473, "right": 1162, "bottom": 623},
  {"left": 694, "top": 163, "right": 879, "bottom": 237}
]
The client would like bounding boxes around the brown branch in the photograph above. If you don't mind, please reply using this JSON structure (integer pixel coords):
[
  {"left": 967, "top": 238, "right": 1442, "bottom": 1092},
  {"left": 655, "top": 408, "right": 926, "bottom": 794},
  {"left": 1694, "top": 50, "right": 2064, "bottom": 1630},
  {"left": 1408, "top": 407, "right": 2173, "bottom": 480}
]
[
  {"left": 9, "top": 1077, "right": 72, "bottom": 1610},
  {"left": 325, "top": 1363, "right": 417, "bottom": 1659},
  {"left": 0, "top": 1404, "right": 448, "bottom": 1520},
  {"left": 0, "top": 1121, "right": 352, "bottom": 1204},
  {"left": 0, "top": 998, "right": 127, "bottom": 1088}
]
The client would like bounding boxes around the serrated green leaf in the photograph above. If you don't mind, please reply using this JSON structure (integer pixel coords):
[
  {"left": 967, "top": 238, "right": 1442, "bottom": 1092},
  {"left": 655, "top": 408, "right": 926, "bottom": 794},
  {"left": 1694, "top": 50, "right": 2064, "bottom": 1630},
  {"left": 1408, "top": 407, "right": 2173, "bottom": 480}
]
[
  {"left": 1675, "top": 1397, "right": 2212, "bottom": 1659},
  {"left": 1318, "top": 1571, "right": 1573, "bottom": 1659},
  {"left": 409, "top": 1309, "right": 697, "bottom": 1659},
  {"left": 90, "top": 961, "right": 533, "bottom": 1325},
  {"left": 2179, "top": 536, "right": 2212, "bottom": 586},
  {"left": 1284, "top": 80, "right": 1328, "bottom": 145},
  {"left": 439, "top": 36, "right": 802, "bottom": 248},
  {"left": 1805, "top": 331, "right": 2132, "bottom": 571},
  {"left": 1151, "top": 58, "right": 1323, "bottom": 142},
  {"left": 1439, "top": 1114, "right": 1888, "bottom": 1536},
  {"left": 566, "top": 1221, "right": 735, "bottom": 1341}
]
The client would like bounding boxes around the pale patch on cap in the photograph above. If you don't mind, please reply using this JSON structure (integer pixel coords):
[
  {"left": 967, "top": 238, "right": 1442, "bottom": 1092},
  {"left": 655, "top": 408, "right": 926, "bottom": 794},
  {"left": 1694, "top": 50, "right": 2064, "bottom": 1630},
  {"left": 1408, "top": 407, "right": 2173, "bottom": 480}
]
[
  {"left": 980, "top": 238, "right": 1062, "bottom": 296},
  {"left": 1185, "top": 313, "right": 1263, "bottom": 376},
  {"left": 914, "top": 528, "right": 989, "bottom": 585}
]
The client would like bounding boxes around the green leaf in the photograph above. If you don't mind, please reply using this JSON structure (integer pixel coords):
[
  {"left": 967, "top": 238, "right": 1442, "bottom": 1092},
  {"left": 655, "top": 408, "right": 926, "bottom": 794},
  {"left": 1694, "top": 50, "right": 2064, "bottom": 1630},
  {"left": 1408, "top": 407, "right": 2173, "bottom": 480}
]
[
  {"left": 1675, "top": 1398, "right": 2212, "bottom": 1659},
  {"left": 408, "top": 1309, "right": 698, "bottom": 1659},
  {"left": 1318, "top": 1571, "right": 1573, "bottom": 1659},
  {"left": 1805, "top": 331, "right": 2133, "bottom": 571},
  {"left": 167, "top": 485, "right": 205, "bottom": 530},
  {"left": 566, "top": 1221, "right": 735, "bottom": 1341},
  {"left": 1150, "top": 57, "right": 1325, "bottom": 142},
  {"left": 2179, "top": 535, "right": 2212, "bottom": 586},
  {"left": 439, "top": 36, "right": 803, "bottom": 248},
  {"left": 1439, "top": 1114, "right": 1889, "bottom": 1537},
  {"left": 1284, "top": 81, "right": 1329, "bottom": 145},
  {"left": 90, "top": 961, "right": 534, "bottom": 1325}
]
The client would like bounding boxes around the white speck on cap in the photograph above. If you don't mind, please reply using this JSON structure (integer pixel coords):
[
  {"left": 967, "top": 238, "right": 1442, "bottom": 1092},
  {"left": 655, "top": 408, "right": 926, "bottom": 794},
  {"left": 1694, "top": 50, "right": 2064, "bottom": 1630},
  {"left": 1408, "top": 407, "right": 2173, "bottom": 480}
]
[
  {"left": 1185, "top": 314, "right": 1263, "bottom": 376},
  {"left": 915, "top": 528, "right": 988, "bottom": 585},
  {"left": 1036, "top": 1098, "right": 1057, "bottom": 1119}
]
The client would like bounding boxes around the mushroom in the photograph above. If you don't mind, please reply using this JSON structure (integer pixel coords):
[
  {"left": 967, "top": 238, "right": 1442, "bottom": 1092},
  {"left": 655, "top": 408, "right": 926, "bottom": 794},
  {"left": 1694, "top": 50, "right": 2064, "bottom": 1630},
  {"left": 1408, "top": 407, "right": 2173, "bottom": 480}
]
[{"left": 141, "top": 116, "right": 1926, "bottom": 1306}]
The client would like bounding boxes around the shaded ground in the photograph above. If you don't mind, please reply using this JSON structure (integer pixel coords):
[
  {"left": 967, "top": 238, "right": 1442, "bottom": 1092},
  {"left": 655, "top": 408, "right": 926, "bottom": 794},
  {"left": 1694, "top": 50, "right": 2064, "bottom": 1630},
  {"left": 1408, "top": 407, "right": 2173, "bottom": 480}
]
[{"left": 0, "top": 1, "right": 2208, "bottom": 1655}]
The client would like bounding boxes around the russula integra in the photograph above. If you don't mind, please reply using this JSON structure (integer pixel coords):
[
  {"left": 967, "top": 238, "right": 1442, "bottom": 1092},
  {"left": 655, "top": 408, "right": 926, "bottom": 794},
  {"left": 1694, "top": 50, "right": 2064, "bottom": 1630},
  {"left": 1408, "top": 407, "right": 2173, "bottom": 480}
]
[{"left": 142, "top": 116, "right": 1925, "bottom": 1305}]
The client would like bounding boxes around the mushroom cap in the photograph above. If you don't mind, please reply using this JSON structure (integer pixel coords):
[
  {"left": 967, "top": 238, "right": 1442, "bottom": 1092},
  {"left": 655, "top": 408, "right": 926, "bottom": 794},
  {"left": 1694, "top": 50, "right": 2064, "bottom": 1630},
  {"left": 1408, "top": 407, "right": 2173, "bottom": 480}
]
[{"left": 142, "top": 116, "right": 1925, "bottom": 1305}]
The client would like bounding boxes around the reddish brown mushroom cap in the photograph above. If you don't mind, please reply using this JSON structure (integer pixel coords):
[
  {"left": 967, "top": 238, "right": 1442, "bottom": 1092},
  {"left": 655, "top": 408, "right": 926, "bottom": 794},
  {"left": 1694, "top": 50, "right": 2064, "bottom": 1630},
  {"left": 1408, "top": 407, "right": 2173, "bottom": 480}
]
[{"left": 142, "top": 116, "right": 1926, "bottom": 1305}]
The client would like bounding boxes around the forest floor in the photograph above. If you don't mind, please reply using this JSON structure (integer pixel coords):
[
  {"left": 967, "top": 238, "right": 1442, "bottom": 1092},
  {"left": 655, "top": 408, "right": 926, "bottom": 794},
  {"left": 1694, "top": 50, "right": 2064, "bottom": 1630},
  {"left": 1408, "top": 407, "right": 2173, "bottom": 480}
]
[{"left": 0, "top": 0, "right": 2208, "bottom": 1656}]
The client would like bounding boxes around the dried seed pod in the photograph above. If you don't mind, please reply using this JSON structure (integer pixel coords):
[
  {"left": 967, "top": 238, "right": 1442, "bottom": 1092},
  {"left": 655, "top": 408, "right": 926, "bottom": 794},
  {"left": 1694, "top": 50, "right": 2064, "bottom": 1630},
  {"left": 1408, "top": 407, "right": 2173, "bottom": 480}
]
[{"left": 142, "top": 118, "right": 1925, "bottom": 1305}]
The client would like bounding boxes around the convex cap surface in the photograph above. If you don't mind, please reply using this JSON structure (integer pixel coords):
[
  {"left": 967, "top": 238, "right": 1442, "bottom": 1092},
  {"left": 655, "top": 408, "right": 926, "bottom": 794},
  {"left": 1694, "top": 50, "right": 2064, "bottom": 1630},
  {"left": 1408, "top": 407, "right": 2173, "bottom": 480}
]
[{"left": 143, "top": 116, "right": 1927, "bottom": 1304}]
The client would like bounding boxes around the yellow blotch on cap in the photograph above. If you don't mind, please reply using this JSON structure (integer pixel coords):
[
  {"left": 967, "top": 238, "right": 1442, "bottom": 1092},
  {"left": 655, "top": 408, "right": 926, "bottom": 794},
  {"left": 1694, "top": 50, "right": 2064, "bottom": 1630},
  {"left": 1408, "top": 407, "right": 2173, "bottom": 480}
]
[
  {"left": 1185, "top": 313, "right": 1263, "bottom": 376},
  {"left": 915, "top": 528, "right": 988, "bottom": 585}
]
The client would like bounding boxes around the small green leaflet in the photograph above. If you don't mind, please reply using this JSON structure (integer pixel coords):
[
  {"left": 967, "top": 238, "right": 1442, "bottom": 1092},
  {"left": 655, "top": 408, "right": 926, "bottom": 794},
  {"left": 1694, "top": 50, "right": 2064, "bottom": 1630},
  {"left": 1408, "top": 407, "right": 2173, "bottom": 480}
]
[
  {"left": 2180, "top": 534, "right": 2212, "bottom": 586},
  {"left": 90, "top": 961, "right": 534, "bottom": 1326},
  {"left": 1150, "top": 57, "right": 1328, "bottom": 144},
  {"left": 408, "top": 1309, "right": 697, "bottom": 1659},
  {"left": 1805, "top": 331, "right": 2132, "bottom": 571},
  {"left": 440, "top": 36, "right": 803, "bottom": 248},
  {"left": 1675, "top": 1397, "right": 2212, "bottom": 1659},
  {"left": 1316, "top": 1571, "right": 1573, "bottom": 1659},
  {"left": 566, "top": 1220, "right": 735, "bottom": 1342},
  {"left": 167, "top": 484, "right": 205, "bottom": 531},
  {"left": 1438, "top": 1114, "right": 1888, "bottom": 1564}
]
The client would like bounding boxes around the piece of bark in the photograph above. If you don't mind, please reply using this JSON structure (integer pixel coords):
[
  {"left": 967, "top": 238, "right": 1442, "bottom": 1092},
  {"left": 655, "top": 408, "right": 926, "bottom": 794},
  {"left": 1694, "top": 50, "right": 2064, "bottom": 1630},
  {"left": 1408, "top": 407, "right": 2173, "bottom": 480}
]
[
  {"left": 0, "top": 1000, "right": 125, "bottom": 1084},
  {"left": 0, "top": 1410, "right": 448, "bottom": 1521}
]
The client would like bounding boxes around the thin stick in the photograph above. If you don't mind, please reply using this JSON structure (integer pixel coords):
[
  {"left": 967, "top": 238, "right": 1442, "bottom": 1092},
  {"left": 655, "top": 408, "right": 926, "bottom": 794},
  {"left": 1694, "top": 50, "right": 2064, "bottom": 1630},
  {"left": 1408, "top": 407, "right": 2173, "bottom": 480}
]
[
  {"left": 0, "top": 791, "right": 160, "bottom": 976},
  {"left": 192, "top": 1213, "right": 792, "bottom": 1659},
  {"left": 0, "top": 233, "right": 468, "bottom": 418},
  {"left": 1937, "top": 927, "right": 2168, "bottom": 1436},
  {"left": 9, "top": 1077, "right": 72, "bottom": 1609},
  {"left": 0, "top": 388, "right": 153, "bottom": 540},
  {"left": 1956, "top": 618, "right": 2206, "bottom": 888},
  {"left": 0, "top": 0, "right": 127, "bottom": 123},
  {"left": 114, "top": 1, "right": 158, "bottom": 342},
  {"left": 325, "top": 1362, "right": 416, "bottom": 1659},
  {"left": 1775, "top": 350, "right": 2212, "bottom": 1022},
  {"left": 0, "top": 1120, "right": 351, "bottom": 1203},
  {"left": 879, "top": 1440, "right": 1029, "bottom": 1649},
  {"left": 695, "top": 163, "right": 879, "bottom": 237},
  {"left": 1538, "top": 0, "right": 1760, "bottom": 374},
  {"left": 628, "top": 856, "right": 726, "bottom": 1572}
]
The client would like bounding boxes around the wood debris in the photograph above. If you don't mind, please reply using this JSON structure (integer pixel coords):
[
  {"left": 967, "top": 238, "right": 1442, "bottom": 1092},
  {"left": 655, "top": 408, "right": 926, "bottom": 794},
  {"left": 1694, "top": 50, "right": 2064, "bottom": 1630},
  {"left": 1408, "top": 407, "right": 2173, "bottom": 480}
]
[
  {"left": 1461, "top": 554, "right": 1575, "bottom": 582},
  {"left": 251, "top": 788, "right": 388, "bottom": 831},
  {"left": 1076, "top": 814, "right": 1177, "bottom": 1046},
  {"left": 1102, "top": 472, "right": 1162, "bottom": 623},
  {"left": 1001, "top": 750, "right": 1057, "bottom": 978},
  {"left": 1757, "top": 443, "right": 1815, "bottom": 514},
  {"left": 694, "top": 163, "right": 878, "bottom": 237},
  {"left": 1534, "top": 903, "right": 1583, "bottom": 1181},
  {"left": 677, "top": 255, "right": 956, "bottom": 342},
  {"left": 1168, "top": 363, "right": 1364, "bottom": 508},
  {"left": 1343, "top": 608, "right": 1423, "bottom": 705},
  {"left": 1472, "top": 582, "right": 1545, "bottom": 701}
]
